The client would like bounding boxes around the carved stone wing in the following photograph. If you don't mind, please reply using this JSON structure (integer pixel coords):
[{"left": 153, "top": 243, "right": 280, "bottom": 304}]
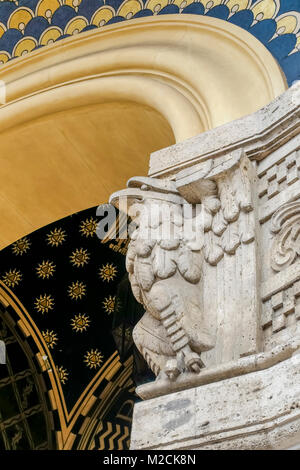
[
  {"left": 128, "top": 197, "right": 203, "bottom": 293},
  {"left": 176, "top": 150, "right": 256, "bottom": 266}
]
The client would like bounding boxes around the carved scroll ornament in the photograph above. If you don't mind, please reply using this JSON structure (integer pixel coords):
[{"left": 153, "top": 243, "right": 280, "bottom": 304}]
[{"left": 270, "top": 201, "right": 300, "bottom": 272}]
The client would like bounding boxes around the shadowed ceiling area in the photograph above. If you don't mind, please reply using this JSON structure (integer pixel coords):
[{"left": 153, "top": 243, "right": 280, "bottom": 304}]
[{"left": 0, "top": 101, "right": 175, "bottom": 249}]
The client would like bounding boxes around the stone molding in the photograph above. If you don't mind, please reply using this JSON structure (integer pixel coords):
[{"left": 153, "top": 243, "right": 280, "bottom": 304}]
[
  {"left": 0, "top": 15, "right": 286, "bottom": 142},
  {"left": 131, "top": 346, "right": 300, "bottom": 450},
  {"left": 149, "top": 82, "right": 299, "bottom": 177},
  {"left": 135, "top": 335, "right": 300, "bottom": 401}
]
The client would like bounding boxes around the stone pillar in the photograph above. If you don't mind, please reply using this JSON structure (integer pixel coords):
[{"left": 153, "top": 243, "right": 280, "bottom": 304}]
[{"left": 110, "top": 82, "right": 300, "bottom": 450}]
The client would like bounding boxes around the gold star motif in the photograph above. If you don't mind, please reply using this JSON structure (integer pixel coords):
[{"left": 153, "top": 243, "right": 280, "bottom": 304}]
[
  {"left": 99, "top": 263, "right": 117, "bottom": 282},
  {"left": 12, "top": 237, "right": 31, "bottom": 256},
  {"left": 42, "top": 330, "right": 58, "bottom": 349},
  {"left": 71, "top": 313, "right": 90, "bottom": 332},
  {"left": 56, "top": 366, "right": 69, "bottom": 384},
  {"left": 84, "top": 349, "right": 103, "bottom": 369},
  {"left": 68, "top": 281, "right": 86, "bottom": 300},
  {"left": 36, "top": 260, "right": 56, "bottom": 279},
  {"left": 2, "top": 269, "right": 22, "bottom": 288},
  {"left": 79, "top": 217, "right": 98, "bottom": 237},
  {"left": 46, "top": 228, "right": 66, "bottom": 247},
  {"left": 34, "top": 294, "right": 54, "bottom": 314},
  {"left": 102, "top": 295, "right": 120, "bottom": 315},
  {"left": 70, "top": 248, "right": 90, "bottom": 268}
]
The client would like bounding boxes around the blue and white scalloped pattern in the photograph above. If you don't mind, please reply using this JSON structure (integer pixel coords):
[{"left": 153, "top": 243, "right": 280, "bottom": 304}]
[{"left": 0, "top": 0, "right": 299, "bottom": 85}]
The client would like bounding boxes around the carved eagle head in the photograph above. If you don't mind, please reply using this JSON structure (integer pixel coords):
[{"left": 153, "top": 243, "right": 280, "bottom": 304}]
[{"left": 109, "top": 176, "right": 185, "bottom": 213}]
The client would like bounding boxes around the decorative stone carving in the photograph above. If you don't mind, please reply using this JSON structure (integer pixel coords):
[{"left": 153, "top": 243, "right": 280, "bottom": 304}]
[
  {"left": 270, "top": 201, "right": 300, "bottom": 272},
  {"left": 109, "top": 150, "right": 255, "bottom": 384},
  {"left": 124, "top": 82, "right": 300, "bottom": 450},
  {"left": 176, "top": 150, "right": 255, "bottom": 266},
  {"left": 130, "top": 339, "right": 300, "bottom": 450},
  {"left": 262, "top": 281, "right": 300, "bottom": 335},
  {"left": 112, "top": 178, "right": 211, "bottom": 381},
  {"left": 258, "top": 150, "right": 299, "bottom": 202}
]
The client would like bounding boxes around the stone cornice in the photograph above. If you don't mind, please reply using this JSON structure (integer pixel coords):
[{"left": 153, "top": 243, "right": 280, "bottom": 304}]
[{"left": 149, "top": 82, "right": 300, "bottom": 178}]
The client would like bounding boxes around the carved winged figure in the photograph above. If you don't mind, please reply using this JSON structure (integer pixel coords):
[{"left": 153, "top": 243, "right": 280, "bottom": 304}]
[{"left": 109, "top": 151, "right": 255, "bottom": 381}]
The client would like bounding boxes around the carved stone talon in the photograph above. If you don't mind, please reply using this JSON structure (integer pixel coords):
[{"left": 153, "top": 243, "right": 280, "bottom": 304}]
[
  {"left": 188, "top": 362, "right": 202, "bottom": 373},
  {"left": 165, "top": 359, "right": 180, "bottom": 381},
  {"left": 167, "top": 372, "right": 179, "bottom": 381},
  {"left": 185, "top": 353, "right": 204, "bottom": 373}
]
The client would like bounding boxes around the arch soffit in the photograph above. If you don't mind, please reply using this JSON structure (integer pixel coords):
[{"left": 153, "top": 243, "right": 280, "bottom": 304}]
[{"left": 0, "top": 15, "right": 287, "bottom": 143}]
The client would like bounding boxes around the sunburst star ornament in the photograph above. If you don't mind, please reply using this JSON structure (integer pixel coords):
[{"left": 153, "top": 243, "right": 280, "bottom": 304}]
[
  {"left": 2, "top": 269, "right": 22, "bottom": 288},
  {"left": 36, "top": 260, "right": 56, "bottom": 279},
  {"left": 42, "top": 330, "right": 58, "bottom": 349},
  {"left": 71, "top": 313, "right": 90, "bottom": 332},
  {"left": 84, "top": 349, "right": 104, "bottom": 369},
  {"left": 99, "top": 263, "right": 117, "bottom": 282},
  {"left": 12, "top": 237, "right": 31, "bottom": 256},
  {"left": 34, "top": 294, "right": 54, "bottom": 314},
  {"left": 114, "top": 325, "right": 132, "bottom": 342},
  {"left": 79, "top": 217, "right": 98, "bottom": 237},
  {"left": 68, "top": 281, "right": 86, "bottom": 300},
  {"left": 46, "top": 228, "right": 66, "bottom": 247},
  {"left": 70, "top": 248, "right": 90, "bottom": 267},
  {"left": 56, "top": 366, "right": 69, "bottom": 384},
  {"left": 102, "top": 295, "right": 120, "bottom": 315}
]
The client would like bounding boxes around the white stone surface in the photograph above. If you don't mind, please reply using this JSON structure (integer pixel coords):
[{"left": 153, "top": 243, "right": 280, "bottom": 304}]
[
  {"left": 131, "top": 349, "right": 300, "bottom": 450},
  {"left": 149, "top": 81, "right": 300, "bottom": 178},
  {"left": 135, "top": 336, "right": 300, "bottom": 400},
  {"left": 109, "top": 82, "right": 300, "bottom": 451}
]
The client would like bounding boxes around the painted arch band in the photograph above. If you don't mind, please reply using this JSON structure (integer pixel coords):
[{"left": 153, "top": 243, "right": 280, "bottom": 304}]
[{"left": 0, "top": 15, "right": 286, "bottom": 139}]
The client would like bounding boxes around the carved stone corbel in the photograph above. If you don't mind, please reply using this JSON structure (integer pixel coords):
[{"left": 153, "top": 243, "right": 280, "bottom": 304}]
[
  {"left": 109, "top": 149, "right": 259, "bottom": 389},
  {"left": 127, "top": 84, "right": 300, "bottom": 449}
]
